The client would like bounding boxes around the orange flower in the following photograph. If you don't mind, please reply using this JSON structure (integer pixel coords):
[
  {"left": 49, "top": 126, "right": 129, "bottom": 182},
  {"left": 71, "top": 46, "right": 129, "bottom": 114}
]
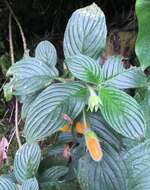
[
  {"left": 59, "top": 124, "right": 71, "bottom": 132},
  {"left": 85, "top": 130, "right": 103, "bottom": 162},
  {"left": 75, "top": 122, "right": 87, "bottom": 134}
]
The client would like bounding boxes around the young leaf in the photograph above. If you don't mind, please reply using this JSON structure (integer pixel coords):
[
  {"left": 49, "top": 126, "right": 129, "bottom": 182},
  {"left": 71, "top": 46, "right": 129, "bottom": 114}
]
[
  {"left": 20, "top": 178, "right": 39, "bottom": 190},
  {"left": 135, "top": 0, "right": 150, "bottom": 69},
  {"left": 65, "top": 54, "right": 102, "bottom": 84},
  {"left": 35, "top": 40, "right": 57, "bottom": 66},
  {"left": 99, "top": 87, "right": 146, "bottom": 140},
  {"left": 63, "top": 3, "right": 107, "bottom": 59},
  {"left": 14, "top": 143, "right": 41, "bottom": 183},
  {"left": 78, "top": 143, "right": 127, "bottom": 190},
  {"left": 0, "top": 177, "right": 17, "bottom": 190},
  {"left": 6, "top": 57, "right": 58, "bottom": 95},
  {"left": 24, "top": 82, "right": 88, "bottom": 142}
]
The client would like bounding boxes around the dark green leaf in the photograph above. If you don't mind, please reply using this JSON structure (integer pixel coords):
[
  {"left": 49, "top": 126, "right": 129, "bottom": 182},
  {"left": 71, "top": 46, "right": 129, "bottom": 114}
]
[
  {"left": 35, "top": 40, "right": 57, "bottom": 66},
  {"left": 14, "top": 143, "right": 41, "bottom": 183},
  {"left": 99, "top": 87, "right": 146, "bottom": 139},
  {"left": 87, "top": 112, "right": 122, "bottom": 152},
  {"left": 39, "top": 166, "right": 68, "bottom": 182},
  {"left": 24, "top": 82, "right": 88, "bottom": 142},
  {"left": 65, "top": 54, "right": 102, "bottom": 84},
  {"left": 135, "top": 0, "right": 150, "bottom": 69},
  {"left": 63, "top": 3, "right": 107, "bottom": 59},
  {"left": 78, "top": 143, "right": 127, "bottom": 190}
]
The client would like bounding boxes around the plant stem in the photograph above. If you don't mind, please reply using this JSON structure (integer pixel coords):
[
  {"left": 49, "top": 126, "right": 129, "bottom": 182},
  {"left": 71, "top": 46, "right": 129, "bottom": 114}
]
[
  {"left": 8, "top": 13, "right": 22, "bottom": 148},
  {"left": 4, "top": 0, "right": 28, "bottom": 55}
]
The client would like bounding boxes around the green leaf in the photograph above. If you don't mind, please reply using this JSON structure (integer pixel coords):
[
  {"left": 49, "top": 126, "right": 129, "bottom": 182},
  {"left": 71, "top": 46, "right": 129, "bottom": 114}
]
[
  {"left": 14, "top": 143, "right": 41, "bottom": 183},
  {"left": 102, "top": 55, "right": 124, "bottom": 79},
  {"left": 21, "top": 94, "right": 37, "bottom": 119},
  {"left": 77, "top": 143, "right": 127, "bottom": 190},
  {"left": 99, "top": 87, "right": 146, "bottom": 140},
  {"left": 39, "top": 166, "right": 68, "bottom": 182},
  {"left": 24, "top": 82, "right": 88, "bottom": 142},
  {"left": 63, "top": 3, "right": 107, "bottom": 59},
  {"left": 87, "top": 112, "right": 122, "bottom": 152},
  {"left": 6, "top": 57, "right": 58, "bottom": 95},
  {"left": 20, "top": 178, "right": 39, "bottom": 190},
  {"left": 102, "top": 56, "right": 147, "bottom": 89},
  {"left": 35, "top": 40, "right": 57, "bottom": 66},
  {"left": 103, "top": 68, "right": 147, "bottom": 89},
  {"left": 123, "top": 139, "right": 150, "bottom": 177},
  {"left": 0, "top": 177, "right": 17, "bottom": 190},
  {"left": 130, "top": 168, "right": 150, "bottom": 190},
  {"left": 65, "top": 54, "right": 102, "bottom": 84},
  {"left": 123, "top": 139, "right": 150, "bottom": 189},
  {"left": 139, "top": 89, "right": 150, "bottom": 138},
  {"left": 135, "top": 0, "right": 150, "bottom": 69}
]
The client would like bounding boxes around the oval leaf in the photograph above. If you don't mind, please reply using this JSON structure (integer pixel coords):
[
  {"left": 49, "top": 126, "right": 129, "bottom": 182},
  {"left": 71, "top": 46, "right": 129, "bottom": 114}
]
[
  {"left": 102, "top": 55, "right": 147, "bottom": 89},
  {"left": 6, "top": 58, "right": 58, "bottom": 95},
  {"left": 135, "top": 0, "right": 150, "bottom": 69},
  {"left": 20, "top": 178, "right": 39, "bottom": 190},
  {"left": 14, "top": 143, "right": 41, "bottom": 183},
  {"left": 63, "top": 3, "right": 107, "bottom": 59},
  {"left": 78, "top": 143, "right": 127, "bottom": 190},
  {"left": 24, "top": 82, "right": 88, "bottom": 142},
  {"left": 39, "top": 166, "right": 68, "bottom": 182},
  {"left": 87, "top": 112, "right": 122, "bottom": 152},
  {"left": 35, "top": 40, "right": 57, "bottom": 66},
  {"left": 0, "top": 177, "right": 17, "bottom": 190},
  {"left": 99, "top": 87, "right": 146, "bottom": 139},
  {"left": 65, "top": 54, "right": 102, "bottom": 84},
  {"left": 102, "top": 55, "right": 124, "bottom": 79},
  {"left": 123, "top": 140, "right": 150, "bottom": 189},
  {"left": 103, "top": 68, "right": 147, "bottom": 89}
]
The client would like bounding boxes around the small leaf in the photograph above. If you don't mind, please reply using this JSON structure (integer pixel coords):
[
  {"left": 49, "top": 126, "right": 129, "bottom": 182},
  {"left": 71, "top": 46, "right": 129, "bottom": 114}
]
[
  {"left": 99, "top": 87, "right": 146, "bottom": 139},
  {"left": 78, "top": 143, "right": 127, "bottom": 190},
  {"left": 63, "top": 3, "right": 107, "bottom": 59},
  {"left": 35, "top": 40, "right": 57, "bottom": 66},
  {"left": 20, "top": 178, "right": 39, "bottom": 190},
  {"left": 24, "top": 82, "right": 88, "bottom": 142},
  {"left": 14, "top": 143, "right": 41, "bottom": 183},
  {"left": 39, "top": 166, "right": 68, "bottom": 182},
  {"left": 6, "top": 57, "right": 58, "bottom": 95},
  {"left": 135, "top": 0, "right": 150, "bottom": 69},
  {"left": 65, "top": 54, "right": 102, "bottom": 84},
  {"left": 0, "top": 177, "right": 17, "bottom": 190}
]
